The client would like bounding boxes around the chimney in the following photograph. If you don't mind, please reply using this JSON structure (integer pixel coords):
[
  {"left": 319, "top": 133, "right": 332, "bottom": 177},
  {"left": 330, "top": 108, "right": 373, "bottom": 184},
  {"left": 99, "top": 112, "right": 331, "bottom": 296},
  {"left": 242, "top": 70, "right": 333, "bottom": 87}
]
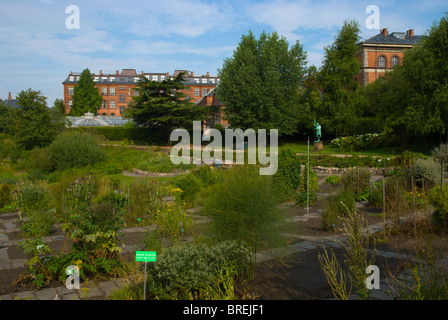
[
  {"left": 116, "top": 70, "right": 119, "bottom": 75},
  {"left": 381, "top": 28, "right": 388, "bottom": 36},
  {"left": 406, "top": 29, "right": 414, "bottom": 37},
  {"left": 141, "top": 71, "right": 144, "bottom": 75},
  {"left": 8, "top": 92, "right": 12, "bottom": 100},
  {"left": 191, "top": 71, "right": 194, "bottom": 77},
  {"left": 99, "top": 70, "right": 102, "bottom": 75},
  {"left": 166, "top": 72, "right": 170, "bottom": 77},
  {"left": 206, "top": 72, "right": 210, "bottom": 77},
  {"left": 70, "top": 71, "right": 73, "bottom": 75}
]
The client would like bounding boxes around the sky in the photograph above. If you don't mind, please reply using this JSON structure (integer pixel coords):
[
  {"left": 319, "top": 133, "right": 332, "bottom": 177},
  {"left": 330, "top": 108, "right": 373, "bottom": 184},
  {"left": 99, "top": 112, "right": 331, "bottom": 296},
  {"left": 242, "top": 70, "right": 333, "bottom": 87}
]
[{"left": 0, "top": 0, "right": 446, "bottom": 105}]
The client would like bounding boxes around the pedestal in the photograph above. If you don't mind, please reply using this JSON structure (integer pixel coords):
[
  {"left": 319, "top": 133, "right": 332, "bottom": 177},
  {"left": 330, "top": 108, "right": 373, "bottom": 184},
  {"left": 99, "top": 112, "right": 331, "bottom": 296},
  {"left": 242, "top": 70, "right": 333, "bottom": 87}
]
[{"left": 313, "top": 141, "right": 323, "bottom": 151}]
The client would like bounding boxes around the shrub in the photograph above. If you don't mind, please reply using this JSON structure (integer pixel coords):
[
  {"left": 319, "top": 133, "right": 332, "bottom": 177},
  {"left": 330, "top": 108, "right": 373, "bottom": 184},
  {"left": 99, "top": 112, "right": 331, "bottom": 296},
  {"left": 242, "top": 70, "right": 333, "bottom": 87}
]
[
  {"left": 413, "top": 157, "right": 442, "bottom": 187},
  {"left": 203, "top": 166, "right": 283, "bottom": 253},
  {"left": 322, "top": 188, "right": 356, "bottom": 232},
  {"left": 341, "top": 167, "right": 371, "bottom": 199},
  {"left": 128, "top": 179, "right": 167, "bottom": 224},
  {"left": 295, "top": 164, "right": 319, "bottom": 206},
  {"left": 172, "top": 173, "right": 202, "bottom": 207},
  {"left": 428, "top": 186, "right": 448, "bottom": 225},
  {"left": 29, "top": 147, "right": 55, "bottom": 173},
  {"left": 49, "top": 132, "right": 106, "bottom": 171},
  {"left": 325, "top": 175, "right": 340, "bottom": 185},
  {"left": 147, "top": 241, "right": 252, "bottom": 300},
  {"left": 272, "top": 149, "right": 301, "bottom": 202}
]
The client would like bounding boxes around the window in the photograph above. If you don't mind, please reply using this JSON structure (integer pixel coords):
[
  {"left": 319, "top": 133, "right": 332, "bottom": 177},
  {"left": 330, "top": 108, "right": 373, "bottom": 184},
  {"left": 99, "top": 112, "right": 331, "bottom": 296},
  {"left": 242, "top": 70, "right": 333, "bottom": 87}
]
[
  {"left": 202, "top": 88, "right": 208, "bottom": 96},
  {"left": 69, "top": 76, "right": 74, "bottom": 81},
  {"left": 68, "top": 100, "right": 73, "bottom": 108},
  {"left": 102, "top": 87, "right": 107, "bottom": 95},
  {"left": 210, "top": 79, "right": 215, "bottom": 84},
  {"left": 102, "top": 100, "right": 107, "bottom": 109},
  {"left": 152, "top": 75, "right": 158, "bottom": 81},
  {"left": 119, "top": 94, "right": 125, "bottom": 102},
  {"left": 128, "top": 77, "right": 134, "bottom": 82},
  {"left": 202, "top": 78, "right": 207, "bottom": 84},
  {"left": 110, "top": 100, "right": 116, "bottom": 109},
  {"left": 94, "top": 77, "right": 99, "bottom": 82},
  {"left": 68, "top": 87, "right": 74, "bottom": 95},
  {"left": 194, "top": 88, "right": 200, "bottom": 96},
  {"left": 194, "top": 78, "right": 199, "bottom": 83},
  {"left": 110, "top": 87, "right": 115, "bottom": 95},
  {"left": 378, "top": 56, "right": 386, "bottom": 68},
  {"left": 119, "top": 87, "right": 125, "bottom": 91},
  {"left": 161, "top": 75, "right": 166, "bottom": 80},
  {"left": 391, "top": 56, "right": 399, "bottom": 67},
  {"left": 110, "top": 77, "right": 115, "bottom": 82}
]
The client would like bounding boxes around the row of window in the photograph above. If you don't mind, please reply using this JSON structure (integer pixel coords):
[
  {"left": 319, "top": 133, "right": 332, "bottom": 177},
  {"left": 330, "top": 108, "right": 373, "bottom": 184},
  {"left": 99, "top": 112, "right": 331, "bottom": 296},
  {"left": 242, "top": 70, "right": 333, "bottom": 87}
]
[
  {"left": 68, "top": 75, "right": 218, "bottom": 83},
  {"left": 377, "top": 55, "right": 400, "bottom": 68},
  {"left": 67, "top": 100, "right": 125, "bottom": 109},
  {"left": 67, "top": 87, "right": 210, "bottom": 97}
]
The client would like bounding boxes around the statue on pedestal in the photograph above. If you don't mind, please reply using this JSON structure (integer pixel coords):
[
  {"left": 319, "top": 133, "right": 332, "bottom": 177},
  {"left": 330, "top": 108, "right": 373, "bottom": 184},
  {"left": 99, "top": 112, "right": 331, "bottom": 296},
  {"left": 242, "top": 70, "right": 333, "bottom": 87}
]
[{"left": 313, "top": 119, "right": 323, "bottom": 151}]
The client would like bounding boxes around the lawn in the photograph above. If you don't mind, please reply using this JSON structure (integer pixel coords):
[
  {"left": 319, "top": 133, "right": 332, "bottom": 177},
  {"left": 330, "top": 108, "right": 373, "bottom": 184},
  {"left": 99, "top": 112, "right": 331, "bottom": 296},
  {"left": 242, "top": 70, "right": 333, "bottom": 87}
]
[{"left": 278, "top": 140, "right": 438, "bottom": 157}]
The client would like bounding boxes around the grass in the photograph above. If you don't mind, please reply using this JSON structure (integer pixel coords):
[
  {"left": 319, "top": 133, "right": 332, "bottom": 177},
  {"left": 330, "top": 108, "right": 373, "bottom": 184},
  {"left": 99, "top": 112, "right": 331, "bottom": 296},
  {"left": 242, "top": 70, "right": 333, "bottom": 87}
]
[{"left": 278, "top": 140, "right": 438, "bottom": 157}]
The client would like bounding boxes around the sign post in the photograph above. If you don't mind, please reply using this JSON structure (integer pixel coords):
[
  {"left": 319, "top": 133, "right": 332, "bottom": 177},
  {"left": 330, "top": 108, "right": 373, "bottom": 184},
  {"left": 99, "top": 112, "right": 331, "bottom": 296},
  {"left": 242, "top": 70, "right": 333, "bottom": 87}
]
[{"left": 136, "top": 251, "right": 157, "bottom": 300}]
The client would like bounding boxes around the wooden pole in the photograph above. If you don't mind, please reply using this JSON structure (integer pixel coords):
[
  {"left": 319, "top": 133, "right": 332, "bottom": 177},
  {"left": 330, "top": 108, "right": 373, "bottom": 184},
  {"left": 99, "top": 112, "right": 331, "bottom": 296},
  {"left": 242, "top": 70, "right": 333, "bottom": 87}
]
[{"left": 383, "top": 176, "right": 386, "bottom": 230}]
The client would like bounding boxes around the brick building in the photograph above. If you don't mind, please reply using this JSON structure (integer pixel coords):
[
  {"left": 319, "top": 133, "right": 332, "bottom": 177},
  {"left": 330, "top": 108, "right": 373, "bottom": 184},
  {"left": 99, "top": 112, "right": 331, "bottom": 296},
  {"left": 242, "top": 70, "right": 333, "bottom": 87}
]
[
  {"left": 356, "top": 28, "right": 423, "bottom": 86},
  {"left": 62, "top": 69, "right": 222, "bottom": 119}
]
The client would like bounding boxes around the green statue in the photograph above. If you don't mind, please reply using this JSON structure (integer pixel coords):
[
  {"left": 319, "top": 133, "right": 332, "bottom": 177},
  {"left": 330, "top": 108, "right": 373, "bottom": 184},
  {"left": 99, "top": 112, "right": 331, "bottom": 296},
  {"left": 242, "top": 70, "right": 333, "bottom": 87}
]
[{"left": 314, "top": 120, "right": 322, "bottom": 143}]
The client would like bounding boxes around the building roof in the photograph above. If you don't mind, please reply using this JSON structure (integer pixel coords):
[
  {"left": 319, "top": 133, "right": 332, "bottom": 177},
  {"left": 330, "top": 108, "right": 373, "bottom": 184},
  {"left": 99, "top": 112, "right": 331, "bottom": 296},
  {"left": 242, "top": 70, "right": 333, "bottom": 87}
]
[
  {"left": 359, "top": 30, "right": 424, "bottom": 46},
  {"left": 66, "top": 112, "right": 133, "bottom": 127},
  {"left": 63, "top": 69, "right": 219, "bottom": 85},
  {"left": 0, "top": 99, "right": 21, "bottom": 109}
]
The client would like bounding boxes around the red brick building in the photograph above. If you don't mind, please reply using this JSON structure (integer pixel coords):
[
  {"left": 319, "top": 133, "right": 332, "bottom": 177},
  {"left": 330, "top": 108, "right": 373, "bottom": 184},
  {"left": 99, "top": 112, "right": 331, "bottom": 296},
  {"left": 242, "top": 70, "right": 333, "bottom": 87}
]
[
  {"left": 62, "top": 69, "right": 223, "bottom": 120},
  {"left": 356, "top": 28, "right": 423, "bottom": 86}
]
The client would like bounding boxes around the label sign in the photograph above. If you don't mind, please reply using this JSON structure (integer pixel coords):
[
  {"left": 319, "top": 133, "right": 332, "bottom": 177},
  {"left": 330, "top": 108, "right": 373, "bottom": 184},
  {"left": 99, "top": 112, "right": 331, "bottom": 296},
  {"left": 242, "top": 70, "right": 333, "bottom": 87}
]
[{"left": 136, "top": 251, "right": 157, "bottom": 262}]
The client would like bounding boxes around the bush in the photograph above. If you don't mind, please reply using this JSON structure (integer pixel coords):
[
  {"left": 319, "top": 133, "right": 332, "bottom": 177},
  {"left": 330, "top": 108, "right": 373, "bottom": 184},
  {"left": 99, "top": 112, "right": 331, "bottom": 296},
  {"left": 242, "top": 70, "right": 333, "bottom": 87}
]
[
  {"left": 49, "top": 132, "right": 106, "bottom": 171},
  {"left": 147, "top": 241, "right": 252, "bottom": 300},
  {"left": 322, "top": 188, "right": 356, "bottom": 232},
  {"left": 203, "top": 166, "right": 283, "bottom": 252},
  {"left": 413, "top": 157, "right": 442, "bottom": 187},
  {"left": 341, "top": 167, "right": 371, "bottom": 199},
  {"left": 325, "top": 175, "right": 340, "bottom": 185},
  {"left": 172, "top": 173, "right": 202, "bottom": 207},
  {"left": 272, "top": 149, "right": 301, "bottom": 202},
  {"left": 127, "top": 179, "right": 167, "bottom": 224},
  {"left": 29, "top": 147, "right": 55, "bottom": 173},
  {"left": 428, "top": 186, "right": 448, "bottom": 225},
  {"left": 295, "top": 164, "right": 319, "bottom": 206}
]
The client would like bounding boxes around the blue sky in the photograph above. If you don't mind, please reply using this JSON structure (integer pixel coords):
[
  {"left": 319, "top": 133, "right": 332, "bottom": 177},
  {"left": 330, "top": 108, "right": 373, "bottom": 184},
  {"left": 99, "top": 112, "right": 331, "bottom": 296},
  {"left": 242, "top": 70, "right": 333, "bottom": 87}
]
[{"left": 0, "top": 0, "right": 446, "bottom": 105}]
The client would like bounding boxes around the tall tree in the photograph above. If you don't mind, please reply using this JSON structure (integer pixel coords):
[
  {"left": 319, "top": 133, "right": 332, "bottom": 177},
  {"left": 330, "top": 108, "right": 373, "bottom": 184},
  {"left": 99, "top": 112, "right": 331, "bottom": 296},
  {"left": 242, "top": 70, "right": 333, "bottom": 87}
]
[
  {"left": 12, "top": 89, "right": 64, "bottom": 149},
  {"left": 217, "top": 31, "right": 308, "bottom": 137},
  {"left": 318, "top": 19, "right": 362, "bottom": 138},
  {"left": 70, "top": 68, "right": 102, "bottom": 116},
  {"left": 126, "top": 72, "right": 209, "bottom": 143}
]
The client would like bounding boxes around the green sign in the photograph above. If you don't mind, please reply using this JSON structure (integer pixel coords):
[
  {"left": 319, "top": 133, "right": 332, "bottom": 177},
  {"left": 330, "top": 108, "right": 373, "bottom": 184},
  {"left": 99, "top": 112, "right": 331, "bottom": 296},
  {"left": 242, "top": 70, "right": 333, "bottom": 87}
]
[{"left": 136, "top": 251, "right": 157, "bottom": 262}]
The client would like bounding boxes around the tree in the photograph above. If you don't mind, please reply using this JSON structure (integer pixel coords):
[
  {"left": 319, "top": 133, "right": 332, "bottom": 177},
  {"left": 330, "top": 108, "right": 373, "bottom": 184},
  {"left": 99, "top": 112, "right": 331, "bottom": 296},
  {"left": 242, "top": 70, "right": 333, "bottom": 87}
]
[
  {"left": 52, "top": 98, "right": 66, "bottom": 115},
  {"left": 70, "top": 68, "right": 102, "bottom": 116},
  {"left": 217, "top": 31, "right": 308, "bottom": 137},
  {"left": 367, "top": 13, "right": 448, "bottom": 147},
  {"left": 12, "top": 89, "right": 64, "bottom": 149},
  {"left": 317, "top": 19, "right": 362, "bottom": 138},
  {"left": 126, "top": 71, "right": 209, "bottom": 143}
]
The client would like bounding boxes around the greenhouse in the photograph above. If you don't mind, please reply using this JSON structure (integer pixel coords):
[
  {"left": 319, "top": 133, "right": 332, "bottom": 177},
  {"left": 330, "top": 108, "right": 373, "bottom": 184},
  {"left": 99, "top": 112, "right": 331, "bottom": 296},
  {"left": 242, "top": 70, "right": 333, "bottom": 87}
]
[{"left": 66, "top": 112, "right": 133, "bottom": 127}]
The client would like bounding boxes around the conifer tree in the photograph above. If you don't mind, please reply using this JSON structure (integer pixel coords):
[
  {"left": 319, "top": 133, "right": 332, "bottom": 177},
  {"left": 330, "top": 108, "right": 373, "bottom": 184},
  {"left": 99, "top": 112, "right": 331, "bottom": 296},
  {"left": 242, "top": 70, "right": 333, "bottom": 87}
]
[{"left": 127, "top": 71, "right": 210, "bottom": 143}]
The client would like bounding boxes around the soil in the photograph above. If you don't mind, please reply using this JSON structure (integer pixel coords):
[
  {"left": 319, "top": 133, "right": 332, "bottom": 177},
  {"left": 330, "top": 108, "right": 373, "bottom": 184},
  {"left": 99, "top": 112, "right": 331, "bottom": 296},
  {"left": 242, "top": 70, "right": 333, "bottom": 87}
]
[{"left": 1, "top": 173, "right": 447, "bottom": 300}]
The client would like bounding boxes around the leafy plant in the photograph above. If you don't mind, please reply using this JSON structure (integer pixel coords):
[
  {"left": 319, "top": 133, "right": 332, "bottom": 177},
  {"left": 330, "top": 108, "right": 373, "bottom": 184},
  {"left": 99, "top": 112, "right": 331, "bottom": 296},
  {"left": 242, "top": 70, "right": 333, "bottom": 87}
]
[
  {"left": 295, "top": 163, "right": 319, "bottom": 206},
  {"left": 272, "top": 149, "right": 301, "bottom": 202},
  {"left": 325, "top": 175, "right": 340, "bottom": 185}
]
